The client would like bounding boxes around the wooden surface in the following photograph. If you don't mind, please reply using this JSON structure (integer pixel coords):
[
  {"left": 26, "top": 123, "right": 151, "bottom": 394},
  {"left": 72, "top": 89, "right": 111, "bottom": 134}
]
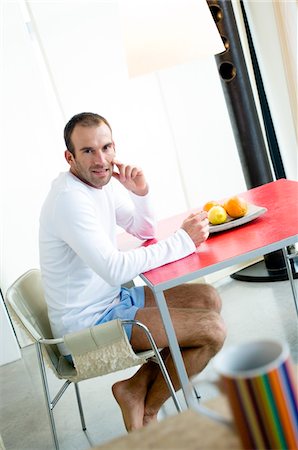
[{"left": 92, "top": 396, "right": 241, "bottom": 449}]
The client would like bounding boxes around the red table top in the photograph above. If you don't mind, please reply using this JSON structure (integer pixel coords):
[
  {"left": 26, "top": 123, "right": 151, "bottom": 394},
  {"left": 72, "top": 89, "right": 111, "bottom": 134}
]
[{"left": 120, "top": 179, "right": 298, "bottom": 289}]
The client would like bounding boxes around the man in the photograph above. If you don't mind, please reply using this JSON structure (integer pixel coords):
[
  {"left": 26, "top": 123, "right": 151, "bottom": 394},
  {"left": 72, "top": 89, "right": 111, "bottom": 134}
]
[{"left": 39, "top": 112, "right": 226, "bottom": 432}]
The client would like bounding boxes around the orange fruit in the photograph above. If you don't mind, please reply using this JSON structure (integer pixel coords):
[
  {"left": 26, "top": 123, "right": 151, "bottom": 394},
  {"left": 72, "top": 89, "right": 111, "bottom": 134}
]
[
  {"left": 208, "top": 205, "right": 227, "bottom": 225},
  {"left": 224, "top": 196, "right": 248, "bottom": 218},
  {"left": 203, "top": 200, "right": 219, "bottom": 212}
]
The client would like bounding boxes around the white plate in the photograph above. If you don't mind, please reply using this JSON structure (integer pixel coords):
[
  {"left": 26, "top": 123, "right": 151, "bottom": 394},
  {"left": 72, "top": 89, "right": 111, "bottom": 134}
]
[{"left": 209, "top": 204, "right": 267, "bottom": 233}]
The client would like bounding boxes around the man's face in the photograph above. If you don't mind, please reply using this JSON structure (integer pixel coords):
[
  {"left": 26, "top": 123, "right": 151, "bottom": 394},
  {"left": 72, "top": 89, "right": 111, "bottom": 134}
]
[{"left": 65, "top": 124, "right": 115, "bottom": 189}]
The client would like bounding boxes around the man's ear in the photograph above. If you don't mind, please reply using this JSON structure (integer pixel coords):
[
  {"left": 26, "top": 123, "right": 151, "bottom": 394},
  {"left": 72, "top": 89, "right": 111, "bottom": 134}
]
[{"left": 64, "top": 150, "right": 74, "bottom": 165}]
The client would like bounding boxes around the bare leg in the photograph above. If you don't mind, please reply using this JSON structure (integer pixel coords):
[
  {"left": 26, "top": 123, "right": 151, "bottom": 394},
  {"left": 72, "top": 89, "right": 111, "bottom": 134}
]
[
  {"left": 140, "top": 307, "right": 225, "bottom": 425},
  {"left": 159, "top": 283, "right": 223, "bottom": 313},
  {"left": 143, "top": 343, "right": 218, "bottom": 424},
  {"left": 112, "top": 361, "right": 159, "bottom": 431},
  {"left": 112, "top": 283, "right": 226, "bottom": 431},
  {"left": 112, "top": 349, "right": 169, "bottom": 431}
]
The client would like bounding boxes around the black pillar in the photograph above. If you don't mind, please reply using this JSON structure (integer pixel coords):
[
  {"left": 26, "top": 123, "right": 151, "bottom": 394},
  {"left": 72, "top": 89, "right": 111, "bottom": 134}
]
[
  {"left": 207, "top": 0, "right": 293, "bottom": 281},
  {"left": 207, "top": 0, "right": 273, "bottom": 188}
]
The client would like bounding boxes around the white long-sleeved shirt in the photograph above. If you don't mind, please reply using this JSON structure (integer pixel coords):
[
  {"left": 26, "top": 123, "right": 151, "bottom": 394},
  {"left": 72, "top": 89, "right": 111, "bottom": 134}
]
[{"left": 39, "top": 172, "right": 195, "bottom": 354}]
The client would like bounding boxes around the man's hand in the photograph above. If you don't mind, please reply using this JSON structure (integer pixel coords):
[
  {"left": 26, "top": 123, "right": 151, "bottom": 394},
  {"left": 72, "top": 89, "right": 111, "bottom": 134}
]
[
  {"left": 112, "top": 159, "right": 148, "bottom": 196},
  {"left": 181, "top": 211, "right": 209, "bottom": 247}
]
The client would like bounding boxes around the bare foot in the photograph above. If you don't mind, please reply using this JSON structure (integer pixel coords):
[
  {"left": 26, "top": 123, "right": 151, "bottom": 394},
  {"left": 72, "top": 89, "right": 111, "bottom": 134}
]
[
  {"left": 112, "top": 378, "right": 147, "bottom": 432},
  {"left": 143, "top": 411, "right": 158, "bottom": 427}
]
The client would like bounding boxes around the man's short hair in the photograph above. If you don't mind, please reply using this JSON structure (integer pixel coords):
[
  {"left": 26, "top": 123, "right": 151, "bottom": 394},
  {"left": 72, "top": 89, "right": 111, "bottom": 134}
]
[{"left": 64, "top": 112, "right": 112, "bottom": 155}]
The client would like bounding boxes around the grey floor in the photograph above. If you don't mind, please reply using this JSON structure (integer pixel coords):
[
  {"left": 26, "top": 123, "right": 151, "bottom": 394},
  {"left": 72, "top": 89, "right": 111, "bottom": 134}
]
[{"left": 1, "top": 274, "right": 298, "bottom": 450}]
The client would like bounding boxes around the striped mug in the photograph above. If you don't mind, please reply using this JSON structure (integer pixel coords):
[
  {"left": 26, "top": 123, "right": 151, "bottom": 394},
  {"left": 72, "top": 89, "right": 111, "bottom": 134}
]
[{"left": 212, "top": 340, "right": 298, "bottom": 449}]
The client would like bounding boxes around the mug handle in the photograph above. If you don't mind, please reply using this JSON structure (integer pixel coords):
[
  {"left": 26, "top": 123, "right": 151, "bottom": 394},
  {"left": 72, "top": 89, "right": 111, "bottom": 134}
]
[{"left": 186, "top": 380, "right": 233, "bottom": 428}]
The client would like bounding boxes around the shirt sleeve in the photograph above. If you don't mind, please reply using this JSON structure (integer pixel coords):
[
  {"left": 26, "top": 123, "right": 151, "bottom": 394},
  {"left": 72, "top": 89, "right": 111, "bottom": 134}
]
[
  {"left": 113, "top": 181, "right": 157, "bottom": 240},
  {"left": 53, "top": 189, "right": 196, "bottom": 286}
]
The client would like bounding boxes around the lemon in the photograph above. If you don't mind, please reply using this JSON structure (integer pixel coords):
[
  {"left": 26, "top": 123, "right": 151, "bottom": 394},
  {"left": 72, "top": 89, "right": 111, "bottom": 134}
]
[{"left": 208, "top": 205, "right": 227, "bottom": 225}]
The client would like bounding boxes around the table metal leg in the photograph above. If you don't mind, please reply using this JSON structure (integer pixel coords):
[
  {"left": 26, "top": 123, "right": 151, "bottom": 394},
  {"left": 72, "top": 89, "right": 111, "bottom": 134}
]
[
  {"left": 153, "top": 289, "right": 197, "bottom": 408},
  {"left": 282, "top": 247, "right": 298, "bottom": 316}
]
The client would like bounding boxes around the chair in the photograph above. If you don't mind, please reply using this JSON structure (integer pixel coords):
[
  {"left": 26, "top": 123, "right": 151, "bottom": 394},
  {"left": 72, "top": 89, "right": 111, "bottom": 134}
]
[{"left": 5, "top": 269, "right": 181, "bottom": 450}]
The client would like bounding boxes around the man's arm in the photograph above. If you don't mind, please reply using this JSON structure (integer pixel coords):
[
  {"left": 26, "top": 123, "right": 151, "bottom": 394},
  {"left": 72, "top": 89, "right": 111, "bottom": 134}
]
[
  {"left": 114, "top": 184, "right": 157, "bottom": 240},
  {"left": 53, "top": 190, "right": 198, "bottom": 286},
  {"left": 112, "top": 160, "right": 209, "bottom": 247},
  {"left": 112, "top": 160, "right": 157, "bottom": 240}
]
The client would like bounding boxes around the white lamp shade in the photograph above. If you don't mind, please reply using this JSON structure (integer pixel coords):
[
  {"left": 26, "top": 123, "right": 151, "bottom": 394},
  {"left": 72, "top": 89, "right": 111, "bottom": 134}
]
[{"left": 119, "top": 0, "right": 225, "bottom": 77}]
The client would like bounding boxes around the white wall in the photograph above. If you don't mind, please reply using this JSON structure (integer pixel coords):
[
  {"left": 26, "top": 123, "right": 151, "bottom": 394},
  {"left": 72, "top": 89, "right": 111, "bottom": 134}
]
[
  {"left": 1, "top": 0, "right": 296, "bottom": 362},
  {"left": 242, "top": 0, "right": 297, "bottom": 180},
  {"left": 1, "top": 0, "right": 245, "bottom": 291}
]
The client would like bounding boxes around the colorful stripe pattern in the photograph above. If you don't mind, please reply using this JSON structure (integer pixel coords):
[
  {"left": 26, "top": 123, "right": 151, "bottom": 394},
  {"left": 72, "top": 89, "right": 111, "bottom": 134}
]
[{"left": 223, "top": 359, "right": 298, "bottom": 449}]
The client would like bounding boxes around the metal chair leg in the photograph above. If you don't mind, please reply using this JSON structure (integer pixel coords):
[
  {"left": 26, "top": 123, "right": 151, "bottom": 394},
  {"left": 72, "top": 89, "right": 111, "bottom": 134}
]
[
  {"left": 36, "top": 342, "right": 60, "bottom": 450},
  {"left": 74, "top": 383, "right": 86, "bottom": 431}
]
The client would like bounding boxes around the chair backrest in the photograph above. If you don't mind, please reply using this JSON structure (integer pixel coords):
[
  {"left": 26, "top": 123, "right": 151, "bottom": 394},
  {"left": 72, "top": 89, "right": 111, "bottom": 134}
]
[
  {"left": 5, "top": 269, "right": 61, "bottom": 370},
  {"left": 6, "top": 269, "right": 152, "bottom": 383}
]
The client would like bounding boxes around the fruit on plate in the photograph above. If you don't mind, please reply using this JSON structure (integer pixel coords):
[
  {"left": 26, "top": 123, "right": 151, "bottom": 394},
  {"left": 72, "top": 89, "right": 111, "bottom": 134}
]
[
  {"left": 208, "top": 205, "right": 227, "bottom": 225},
  {"left": 203, "top": 200, "right": 219, "bottom": 212},
  {"left": 203, "top": 194, "right": 248, "bottom": 225},
  {"left": 223, "top": 196, "right": 248, "bottom": 218}
]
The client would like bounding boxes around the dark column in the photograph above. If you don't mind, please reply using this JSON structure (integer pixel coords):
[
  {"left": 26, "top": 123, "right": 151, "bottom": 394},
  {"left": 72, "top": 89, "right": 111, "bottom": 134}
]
[
  {"left": 207, "top": 0, "right": 295, "bottom": 281},
  {"left": 207, "top": 0, "right": 273, "bottom": 188}
]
